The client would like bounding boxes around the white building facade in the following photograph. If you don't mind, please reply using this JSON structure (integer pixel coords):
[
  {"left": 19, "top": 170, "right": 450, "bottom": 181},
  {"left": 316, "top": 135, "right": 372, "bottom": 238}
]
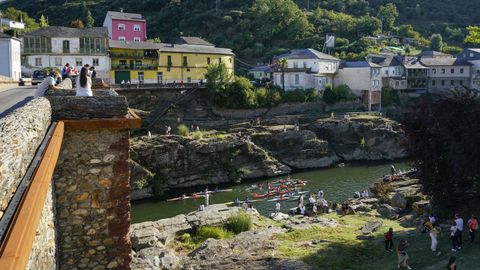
[
  {"left": 21, "top": 27, "right": 110, "bottom": 80},
  {"left": 0, "top": 33, "right": 21, "bottom": 80},
  {"left": 456, "top": 48, "right": 480, "bottom": 90},
  {"left": 273, "top": 49, "right": 339, "bottom": 91}
]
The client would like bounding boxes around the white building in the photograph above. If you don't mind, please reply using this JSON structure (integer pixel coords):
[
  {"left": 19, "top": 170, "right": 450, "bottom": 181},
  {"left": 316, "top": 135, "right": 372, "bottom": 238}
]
[
  {"left": 0, "top": 32, "right": 21, "bottom": 80},
  {"left": 21, "top": 26, "right": 110, "bottom": 80},
  {"left": 366, "top": 53, "right": 407, "bottom": 90},
  {"left": 456, "top": 48, "right": 480, "bottom": 90},
  {"left": 273, "top": 49, "right": 339, "bottom": 91},
  {"left": 335, "top": 61, "right": 382, "bottom": 111}
]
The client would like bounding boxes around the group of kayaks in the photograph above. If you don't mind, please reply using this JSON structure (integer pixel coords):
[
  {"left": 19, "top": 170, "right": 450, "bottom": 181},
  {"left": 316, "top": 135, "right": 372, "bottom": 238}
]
[{"left": 249, "top": 178, "right": 309, "bottom": 202}]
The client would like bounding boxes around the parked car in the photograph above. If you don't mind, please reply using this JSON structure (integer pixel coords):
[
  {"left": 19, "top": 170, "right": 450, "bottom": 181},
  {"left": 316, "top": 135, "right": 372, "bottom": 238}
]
[{"left": 31, "top": 70, "right": 47, "bottom": 85}]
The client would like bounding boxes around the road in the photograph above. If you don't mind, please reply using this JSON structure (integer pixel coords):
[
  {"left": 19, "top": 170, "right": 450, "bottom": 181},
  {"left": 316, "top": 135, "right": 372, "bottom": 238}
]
[{"left": 0, "top": 86, "right": 36, "bottom": 118}]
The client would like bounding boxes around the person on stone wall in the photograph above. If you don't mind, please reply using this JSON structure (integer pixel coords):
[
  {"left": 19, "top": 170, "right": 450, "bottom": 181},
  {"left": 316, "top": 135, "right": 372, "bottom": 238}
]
[{"left": 34, "top": 71, "right": 61, "bottom": 98}]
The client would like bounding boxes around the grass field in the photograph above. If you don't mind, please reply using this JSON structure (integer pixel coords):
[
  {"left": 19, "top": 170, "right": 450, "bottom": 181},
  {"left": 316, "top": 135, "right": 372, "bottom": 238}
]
[{"left": 275, "top": 212, "right": 478, "bottom": 270}]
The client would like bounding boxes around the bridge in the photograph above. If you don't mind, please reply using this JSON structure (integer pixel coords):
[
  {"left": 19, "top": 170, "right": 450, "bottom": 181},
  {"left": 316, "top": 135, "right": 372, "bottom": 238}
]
[{"left": 0, "top": 88, "right": 141, "bottom": 269}]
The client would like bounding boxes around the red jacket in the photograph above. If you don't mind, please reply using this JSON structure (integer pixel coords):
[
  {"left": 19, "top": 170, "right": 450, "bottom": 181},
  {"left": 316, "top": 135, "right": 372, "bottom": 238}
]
[{"left": 384, "top": 231, "right": 393, "bottom": 240}]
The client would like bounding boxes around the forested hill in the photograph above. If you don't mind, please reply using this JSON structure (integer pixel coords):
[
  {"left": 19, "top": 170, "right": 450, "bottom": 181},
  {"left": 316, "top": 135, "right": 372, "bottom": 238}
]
[{"left": 1, "top": 0, "right": 479, "bottom": 62}]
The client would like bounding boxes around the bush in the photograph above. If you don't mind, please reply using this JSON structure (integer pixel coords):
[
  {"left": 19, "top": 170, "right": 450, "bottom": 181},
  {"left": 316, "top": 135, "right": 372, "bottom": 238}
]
[
  {"left": 191, "top": 131, "right": 204, "bottom": 140},
  {"left": 322, "top": 84, "right": 336, "bottom": 104},
  {"left": 304, "top": 88, "right": 320, "bottom": 102},
  {"left": 177, "top": 124, "right": 190, "bottom": 136},
  {"left": 256, "top": 87, "right": 282, "bottom": 108},
  {"left": 226, "top": 77, "right": 257, "bottom": 108},
  {"left": 323, "top": 84, "right": 356, "bottom": 104},
  {"left": 282, "top": 89, "right": 307, "bottom": 103},
  {"left": 195, "top": 226, "right": 232, "bottom": 242},
  {"left": 381, "top": 87, "right": 401, "bottom": 107},
  {"left": 227, "top": 212, "right": 252, "bottom": 234}
]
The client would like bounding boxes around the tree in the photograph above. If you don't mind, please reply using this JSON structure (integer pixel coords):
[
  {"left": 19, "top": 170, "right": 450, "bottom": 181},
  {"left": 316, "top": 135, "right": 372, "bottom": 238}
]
[
  {"left": 70, "top": 19, "right": 85, "bottom": 28},
  {"left": 205, "top": 62, "right": 232, "bottom": 105},
  {"left": 464, "top": 26, "right": 480, "bottom": 47},
  {"left": 39, "top": 14, "right": 48, "bottom": 27},
  {"left": 322, "top": 84, "right": 336, "bottom": 104},
  {"left": 86, "top": 10, "right": 94, "bottom": 28},
  {"left": 398, "top": 24, "right": 420, "bottom": 39},
  {"left": 403, "top": 90, "right": 480, "bottom": 213},
  {"left": 226, "top": 77, "right": 257, "bottom": 108},
  {"left": 377, "top": 3, "right": 398, "bottom": 32},
  {"left": 278, "top": 58, "right": 288, "bottom": 92},
  {"left": 3, "top": 7, "right": 39, "bottom": 31},
  {"left": 429, "top": 34, "right": 443, "bottom": 51}
]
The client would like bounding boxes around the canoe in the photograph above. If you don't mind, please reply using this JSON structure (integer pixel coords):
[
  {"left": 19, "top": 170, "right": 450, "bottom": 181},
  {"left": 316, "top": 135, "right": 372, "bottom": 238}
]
[
  {"left": 166, "top": 194, "right": 203, "bottom": 202},
  {"left": 192, "top": 188, "right": 233, "bottom": 196}
]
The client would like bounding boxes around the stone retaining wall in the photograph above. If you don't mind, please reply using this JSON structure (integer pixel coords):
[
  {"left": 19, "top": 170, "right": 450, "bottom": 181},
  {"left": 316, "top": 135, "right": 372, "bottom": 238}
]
[
  {"left": 0, "top": 97, "right": 51, "bottom": 217},
  {"left": 54, "top": 129, "right": 132, "bottom": 269},
  {"left": 26, "top": 184, "right": 57, "bottom": 270}
]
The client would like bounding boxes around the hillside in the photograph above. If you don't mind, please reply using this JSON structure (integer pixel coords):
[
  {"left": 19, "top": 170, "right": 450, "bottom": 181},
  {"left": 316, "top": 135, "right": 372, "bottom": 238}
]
[{"left": 1, "top": 0, "right": 478, "bottom": 63}]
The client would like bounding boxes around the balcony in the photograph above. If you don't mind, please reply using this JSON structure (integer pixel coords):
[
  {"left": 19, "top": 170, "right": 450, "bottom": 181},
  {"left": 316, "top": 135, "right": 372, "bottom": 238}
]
[
  {"left": 110, "top": 52, "right": 158, "bottom": 59},
  {"left": 111, "top": 64, "right": 158, "bottom": 70}
]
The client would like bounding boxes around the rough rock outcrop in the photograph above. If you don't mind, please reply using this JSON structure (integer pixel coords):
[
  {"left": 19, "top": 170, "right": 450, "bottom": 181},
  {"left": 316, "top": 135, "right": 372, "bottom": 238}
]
[
  {"left": 361, "top": 220, "right": 383, "bottom": 234},
  {"left": 377, "top": 204, "right": 399, "bottom": 219},
  {"left": 131, "top": 135, "right": 290, "bottom": 195}
]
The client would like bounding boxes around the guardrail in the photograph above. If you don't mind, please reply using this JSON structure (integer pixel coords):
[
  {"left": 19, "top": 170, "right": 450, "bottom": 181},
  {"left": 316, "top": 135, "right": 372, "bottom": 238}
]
[{"left": 0, "top": 121, "right": 64, "bottom": 270}]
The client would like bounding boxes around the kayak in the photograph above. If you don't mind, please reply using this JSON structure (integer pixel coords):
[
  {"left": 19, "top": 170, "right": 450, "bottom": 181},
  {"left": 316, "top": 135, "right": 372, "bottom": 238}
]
[
  {"left": 192, "top": 188, "right": 233, "bottom": 196},
  {"left": 225, "top": 199, "right": 262, "bottom": 205},
  {"left": 166, "top": 194, "right": 203, "bottom": 202}
]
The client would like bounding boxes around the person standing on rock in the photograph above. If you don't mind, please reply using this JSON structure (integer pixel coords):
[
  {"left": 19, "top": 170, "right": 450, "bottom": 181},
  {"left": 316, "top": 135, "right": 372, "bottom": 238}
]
[
  {"left": 397, "top": 240, "right": 412, "bottom": 269},
  {"left": 468, "top": 215, "right": 478, "bottom": 243},
  {"left": 391, "top": 165, "right": 396, "bottom": 176},
  {"left": 275, "top": 202, "right": 281, "bottom": 216},
  {"left": 384, "top": 228, "right": 394, "bottom": 252},
  {"left": 317, "top": 190, "right": 324, "bottom": 200},
  {"left": 204, "top": 188, "right": 209, "bottom": 207}
]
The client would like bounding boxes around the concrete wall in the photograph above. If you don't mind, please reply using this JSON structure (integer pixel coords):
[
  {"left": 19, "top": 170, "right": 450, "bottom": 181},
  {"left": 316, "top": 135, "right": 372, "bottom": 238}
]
[{"left": 54, "top": 129, "right": 132, "bottom": 269}]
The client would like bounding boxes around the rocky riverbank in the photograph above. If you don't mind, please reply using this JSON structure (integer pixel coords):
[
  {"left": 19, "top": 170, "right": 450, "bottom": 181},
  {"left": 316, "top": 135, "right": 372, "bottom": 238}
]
[{"left": 130, "top": 115, "right": 406, "bottom": 199}]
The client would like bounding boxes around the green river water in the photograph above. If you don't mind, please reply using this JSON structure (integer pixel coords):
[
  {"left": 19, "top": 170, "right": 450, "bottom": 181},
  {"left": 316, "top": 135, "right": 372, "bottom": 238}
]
[{"left": 131, "top": 161, "right": 410, "bottom": 223}]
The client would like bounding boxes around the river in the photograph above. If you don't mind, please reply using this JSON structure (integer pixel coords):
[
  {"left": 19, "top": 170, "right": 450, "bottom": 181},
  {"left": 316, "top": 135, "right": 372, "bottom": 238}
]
[{"left": 131, "top": 161, "right": 410, "bottom": 223}]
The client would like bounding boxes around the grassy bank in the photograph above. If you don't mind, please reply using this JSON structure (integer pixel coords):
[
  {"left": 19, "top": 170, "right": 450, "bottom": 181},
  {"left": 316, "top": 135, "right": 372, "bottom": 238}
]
[{"left": 274, "top": 212, "right": 478, "bottom": 270}]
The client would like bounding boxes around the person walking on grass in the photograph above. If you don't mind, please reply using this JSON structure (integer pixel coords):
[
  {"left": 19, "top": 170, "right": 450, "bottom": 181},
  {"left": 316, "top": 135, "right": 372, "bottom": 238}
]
[
  {"left": 384, "top": 228, "right": 394, "bottom": 252},
  {"left": 447, "top": 256, "right": 457, "bottom": 270},
  {"left": 397, "top": 240, "right": 412, "bottom": 269},
  {"left": 467, "top": 215, "right": 478, "bottom": 243},
  {"left": 455, "top": 214, "right": 464, "bottom": 249}
]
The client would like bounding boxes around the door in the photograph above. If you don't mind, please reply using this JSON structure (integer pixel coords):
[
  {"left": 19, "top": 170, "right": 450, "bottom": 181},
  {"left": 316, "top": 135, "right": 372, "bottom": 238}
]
[
  {"left": 115, "top": 71, "right": 130, "bottom": 84},
  {"left": 157, "top": 72, "right": 163, "bottom": 84}
]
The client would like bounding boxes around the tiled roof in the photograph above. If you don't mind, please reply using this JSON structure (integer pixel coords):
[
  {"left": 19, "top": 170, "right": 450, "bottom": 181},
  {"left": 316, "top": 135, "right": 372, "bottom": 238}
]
[
  {"left": 159, "top": 43, "right": 234, "bottom": 56},
  {"left": 420, "top": 58, "right": 472, "bottom": 66},
  {"left": 107, "top": 11, "right": 145, "bottom": 21},
  {"left": 367, "top": 54, "right": 404, "bottom": 67},
  {"left": 274, "top": 48, "right": 339, "bottom": 61},
  {"left": 109, "top": 40, "right": 162, "bottom": 50},
  {"left": 175, "top": 36, "right": 214, "bottom": 47},
  {"left": 418, "top": 50, "right": 452, "bottom": 58},
  {"left": 341, "top": 61, "right": 381, "bottom": 68},
  {"left": 23, "top": 26, "right": 108, "bottom": 38},
  {"left": 250, "top": 66, "right": 273, "bottom": 72}
]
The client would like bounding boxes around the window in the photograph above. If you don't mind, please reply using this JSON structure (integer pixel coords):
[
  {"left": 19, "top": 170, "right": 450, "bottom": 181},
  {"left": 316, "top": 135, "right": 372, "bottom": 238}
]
[
  {"left": 80, "top": 37, "right": 106, "bottom": 54},
  {"left": 385, "top": 70, "right": 389, "bottom": 75},
  {"left": 293, "top": 62, "right": 298, "bottom": 68},
  {"left": 118, "top": 24, "right": 125, "bottom": 30},
  {"left": 303, "top": 61, "right": 307, "bottom": 68},
  {"left": 451, "top": 68, "right": 455, "bottom": 74},
  {"left": 441, "top": 80, "right": 445, "bottom": 86},
  {"left": 183, "top": 56, "right": 188, "bottom": 67},
  {"left": 219, "top": 58, "right": 222, "bottom": 63},
  {"left": 295, "top": 74, "right": 299, "bottom": 85},
  {"left": 133, "top": 37, "right": 141, "bottom": 42},
  {"left": 187, "top": 77, "right": 191, "bottom": 83},
  {"left": 470, "top": 52, "right": 474, "bottom": 57},
  {"left": 460, "top": 68, "right": 464, "bottom": 74},
  {"left": 92, "top": 58, "right": 99, "bottom": 66},
  {"left": 118, "top": 36, "right": 126, "bottom": 41},
  {"left": 138, "top": 72, "right": 144, "bottom": 82},
  {"left": 207, "top": 57, "right": 211, "bottom": 65},
  {"left": 442, "top": 68, "right": 445, "bottom": 74},
  {"left": 229, "top": 58, "right": 232, "bottom": 63},
  {"left": 119, "top": 60, "right": 127, "bottom": 66},
  {"left": 432, "top": 69, "right": 436, "bottom": 74},
  {"left": 326, "top": 64, "right": 332, "bottom": 71},
  {"left": 35, "top": 57, "right": 42, "bottom": 66},
  {"left": 167, "top": 56, "right": 172, "bottom": 66},
  {"left": 432, "top": 80, "right": 436, "bottom": 86},
  {"left": 133, "top": 25, "right": 141, "bottom": 31},
  {"left": 460, "top": 80, "right": 464, "bottom": 86},
  {"left": 135, "top": 60, "right": 142, "bottom": 68},
  {"left": 55, "top": 57, "right": 62, "bottom": 66},
  {"left": 62, "top": 40, "right": 70, "bottom": 54},
  {"left": 76, "top": 58, "right": 82, "bottom": 67},
  {"left": 23, "top": 37, "right": 51, "bottom": 53},
  {"left": 451, "top": 80, "right": 455, "bottom": 86},
  {"left": 157, "top": 72, "right": 163, "bottom": 84}
]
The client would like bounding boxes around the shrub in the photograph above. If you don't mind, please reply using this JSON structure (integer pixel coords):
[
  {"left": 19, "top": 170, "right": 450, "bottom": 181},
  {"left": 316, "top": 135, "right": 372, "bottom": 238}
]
[
  {"left": 227, "top": 212, "right": 252, "bottom": 234},
  {"left": 382, "top": 87, "right": 401, "bottom": 107},
  {"left": 304, "top": 88, "right": 320, "bottom": 102},
  {"left": 177, "top": 124, "right": 190, "bottom": 136},
  {"left": 334, "top": 84, "right": 356, "bottom": 102},
  {"left": 226, "top": 77, "right": 257, "bottom": 108},
  {"left": 323, "top": 84, "right": 336, "bottom": 104},
  {"left": 191, "top": 131, "right": 204, "bottom": 140},
  {"left": 256, "top": 87, "right": 282, "bottom": 108},
  {"left": 283, "top": 89, "right": 307, "bottom": 103},
  {"left": 195, "top": 226, "right": 232, "bottom": 242}
]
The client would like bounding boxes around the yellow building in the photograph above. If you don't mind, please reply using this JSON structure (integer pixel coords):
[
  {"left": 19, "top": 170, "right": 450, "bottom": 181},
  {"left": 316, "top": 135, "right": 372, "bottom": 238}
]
[
  {"left": 108, "top": 37, "right": 234, "bottom": 85},
  {"left": 109, "top": 40, "right": 162, "bottom": 84},
  {"left": 157, "top": 36, "right": 235, "bottom": 83}
]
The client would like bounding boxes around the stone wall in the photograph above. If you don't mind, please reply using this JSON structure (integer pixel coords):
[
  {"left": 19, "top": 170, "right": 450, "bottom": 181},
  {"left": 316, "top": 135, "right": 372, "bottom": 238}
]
[
  {"left": 54, "top": 129, "right": 132, "bottom": 269},
  {"left": 0, "top": 98, "right": 51, "bottom": 216},
  {"left": 26, "top": 184, "right": 57, "bottom": 270}
]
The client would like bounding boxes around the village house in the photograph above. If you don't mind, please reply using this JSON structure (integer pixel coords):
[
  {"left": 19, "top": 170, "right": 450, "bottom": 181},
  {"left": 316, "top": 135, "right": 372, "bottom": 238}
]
[
  {"left": 103, "top": 10, "right": 147, "bottom": 42},
  {"left": 456, "top": 48, "right": 480, "bottom": 90},
  {"left": 21, "top": 26, "right": 110, "bottom": 79},
  {"left": 0, "top": 32, "right": 21, "bottom": 80},
  {"left": 248, "top": 65, "right": 273, "bottom": 81},
  {"left": 366, "top": 53, "right": 407, "bottom": 90},
  {"left": 273, "top": 48, "right": 339, "bottom": 91},
  {"left": 418, "top": 51, "right": 471, "bottom": 92},
  {"left": 109, "top": 40, "right": 161, "bottom": 84},
  {"left": 335, "top": 61, "right": 382, "bottom": 111},
  {"left": 157, "top": 36, "right": 235, "bottom": 84}
]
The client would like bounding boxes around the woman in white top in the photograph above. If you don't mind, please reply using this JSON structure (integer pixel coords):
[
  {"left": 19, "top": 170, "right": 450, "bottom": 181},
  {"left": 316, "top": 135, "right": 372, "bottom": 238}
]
[{"left": 76, "top": 67, "right": 93, "bottom": 96}]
